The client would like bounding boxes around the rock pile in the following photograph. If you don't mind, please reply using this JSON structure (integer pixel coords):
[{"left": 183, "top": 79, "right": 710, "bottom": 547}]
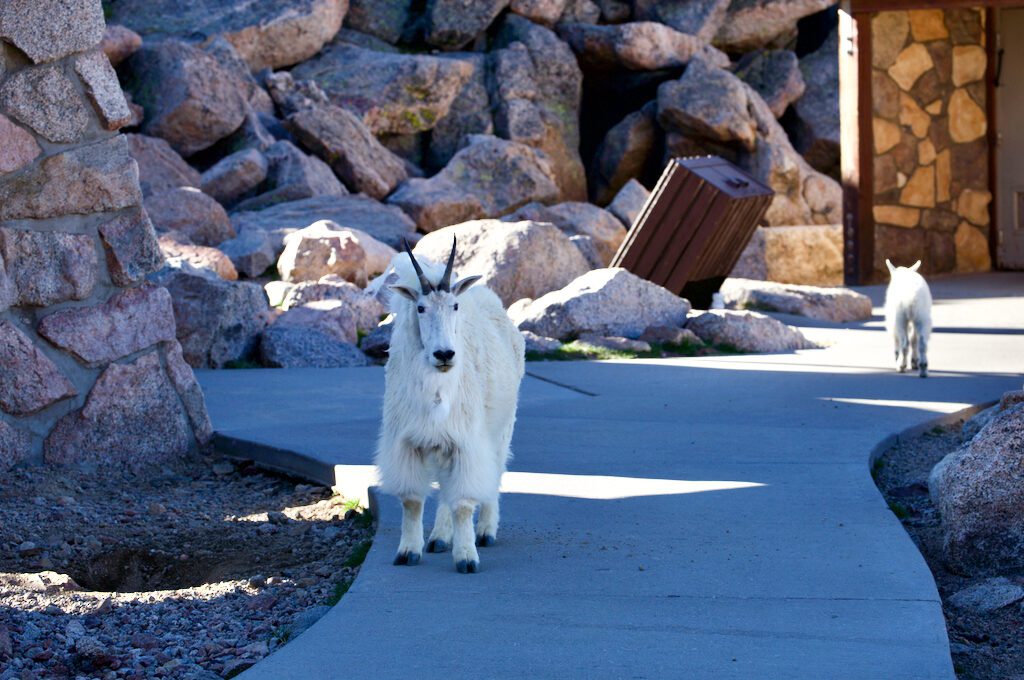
[{"left": 25, "top": 0, "right": 846, "bottom": 377}]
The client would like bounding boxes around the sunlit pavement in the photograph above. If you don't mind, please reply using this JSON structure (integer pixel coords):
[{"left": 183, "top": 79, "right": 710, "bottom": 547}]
[{"left": 199, "top": 272, "right": 1023, "bottom": 679}]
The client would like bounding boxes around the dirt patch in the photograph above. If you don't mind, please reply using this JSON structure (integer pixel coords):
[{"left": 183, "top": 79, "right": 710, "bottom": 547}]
[
  {"left": 873, "top": 415, "right": 1024, "bottom": 680},
  {"left": 0, "top": 454, "right": 374, "bottom": 679}
]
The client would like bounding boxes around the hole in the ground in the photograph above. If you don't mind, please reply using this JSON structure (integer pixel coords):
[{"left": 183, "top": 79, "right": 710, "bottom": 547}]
[{"left": 71, "top": 548, "right": 251, "bottom": 593}]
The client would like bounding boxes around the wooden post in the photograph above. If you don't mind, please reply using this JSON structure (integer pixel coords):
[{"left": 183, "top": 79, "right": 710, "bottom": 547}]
[{"left": 839, "top": 6, "right": 874, "bottom": 285}]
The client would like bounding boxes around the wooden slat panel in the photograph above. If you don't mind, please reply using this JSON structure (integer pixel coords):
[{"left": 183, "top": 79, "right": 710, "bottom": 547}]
[
  {"left": 612, "top": 156, "right": 774, "bottom": 299},
  {"left": 849, "top": 0, "right": 1024, "bottom": 11}
]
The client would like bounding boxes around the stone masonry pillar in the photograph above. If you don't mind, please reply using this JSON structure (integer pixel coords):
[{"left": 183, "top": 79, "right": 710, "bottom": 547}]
[{"left": 0, "top": 0, "right": 211, "bottom": 469}]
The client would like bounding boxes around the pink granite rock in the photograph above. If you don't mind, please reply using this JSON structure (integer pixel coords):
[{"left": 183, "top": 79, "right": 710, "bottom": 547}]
[
  {"left": 101, "top": 24, "right": 142, "bottom": 66},
  {"left": 163, "top": 340, "right": 213, "bottom": 445},
  {"left": 0, "top": 320, "right": 76, "bottom": 416},
  {"left": 0, "top": 63, "right": 91, "bottom": 143},
  {"left": 0, "top": 113, "right": 41, "bottom": 175},
  {"left": 98, "top": 206, "right": 165, "bottom": 287},
  {"left": 44, "top": 353, "right": 194, "bottom": 467},
  {"left": 75, "top": 50, "right": 133, "bottom": 131},
  {"left": 145, "top": 187, "right": 235, "bottom": 246},
  {"left": 0, "top": 419, "right": 32, "bottom": 471},
  {"left": 37, "top": 286, "right": 176, "bottom": 365},
  {"left": 0, "top": 0, "right": 106, "bottom": 64},
  {"left": 0, "top": 228, "right": 96, "bottom": 306}
]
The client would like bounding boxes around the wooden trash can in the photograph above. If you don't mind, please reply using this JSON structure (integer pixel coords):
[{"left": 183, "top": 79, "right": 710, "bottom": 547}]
[{"left": 610, "top": 156, "right": 774, "bottom": 309}]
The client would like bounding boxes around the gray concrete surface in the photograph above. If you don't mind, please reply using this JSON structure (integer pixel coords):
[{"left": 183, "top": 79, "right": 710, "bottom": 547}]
[{"left": 197, "top": 272, "right": 1024, "bottom": 679}]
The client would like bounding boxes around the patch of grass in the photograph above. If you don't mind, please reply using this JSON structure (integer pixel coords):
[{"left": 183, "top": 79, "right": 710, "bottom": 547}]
[
  {"left": 223, "top": 359, "right": 262, "bottom": 369},
  {"left": 871, "top": 457, "right": 885, "bottom": 482},
  {"left": 526, "top": 338, "right": 741, "bottom": 363},
  {"left": 325, "top": 579, "right": 352, "bottom": 606},
  {"left": 888, "top": 500, "right": 912, "bottom": 519},
  {"left": 343, "top": 540, "right": 372, "bottom": 569}
]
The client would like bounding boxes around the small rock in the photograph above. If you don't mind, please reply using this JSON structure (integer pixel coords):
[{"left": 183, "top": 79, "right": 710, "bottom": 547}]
[
  {"left": 149, "top": 502, "right": 167, "bottom": 515},
  {"left": 212, "top": 461, "right": 234, "bottom": 476},
  {"left": 576, "top": 334, "right": 651, "bottom": 353},
  {"left": 267, "top": 511, "right": 288, "bottom": 525},
  {"left": 521, "top": 330, "right": 563, "bottom": 354},
  {"left": 949, "top": 578, "right": 1024, "bottom": 614},
  {"left": 18, "top": 541, "right": 40, "bottom": 557},
  {"left": 257, "top": 523, "right": 277, "bottom": 535},
  {"left": 638, "top": 325, "right": 704, "bottom": 347},
  {"left": 248, "top": 575, "right": 267, "bottom": 589},
  {"left": 686, "top": 309, "right": 817, "bottom": 353}
]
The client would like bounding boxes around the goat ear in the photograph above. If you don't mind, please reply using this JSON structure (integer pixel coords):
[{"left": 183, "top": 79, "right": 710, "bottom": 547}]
[
  {"left": 451, "top": 275, "right": 482, "bottom": 296},
  {"left": 909, "top": 260, "right": 922, "bottom": 272},
  {"left": 389, "top": 285, "right": 419, "bottom": 302},
  {"left": 885, "top": 259, "right": 896, "bottom": 275}
]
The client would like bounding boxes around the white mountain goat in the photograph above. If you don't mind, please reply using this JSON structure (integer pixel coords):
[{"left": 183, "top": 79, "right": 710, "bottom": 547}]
[
  {"left": 375, "top": 240, "right": 525, "bottom": 573},
  {"left": 884, "top": 259, "right": 933, "bottom": 378}
]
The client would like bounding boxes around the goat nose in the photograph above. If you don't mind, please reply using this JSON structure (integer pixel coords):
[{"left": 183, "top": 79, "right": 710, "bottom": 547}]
[{"left": 433, "top": 349, "right": 455, "bottom": 362}]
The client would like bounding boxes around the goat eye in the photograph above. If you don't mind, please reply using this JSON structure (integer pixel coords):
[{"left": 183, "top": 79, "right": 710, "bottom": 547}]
[
  {"left": 416, "top": 305, "right": 425, "bottom": 313},
  {"left": 453, "top": 303, "right": 459, "bottom": 311}
]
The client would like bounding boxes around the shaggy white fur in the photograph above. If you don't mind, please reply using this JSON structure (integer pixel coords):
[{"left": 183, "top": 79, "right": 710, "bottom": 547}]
[
  {"left": 884, "top": 259, "right": 932, "bottom": 378},
  {"left": 374, "top": 247, "right": 525, "bottom": 573}
]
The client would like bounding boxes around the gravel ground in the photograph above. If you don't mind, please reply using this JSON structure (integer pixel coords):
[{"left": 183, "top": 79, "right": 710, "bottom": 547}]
[
  {"left": 873, "top": 412, "right": 1024, "bottom": 680},
  {"left": 0, "top": 455, "right": 374, "bottom": 679}
]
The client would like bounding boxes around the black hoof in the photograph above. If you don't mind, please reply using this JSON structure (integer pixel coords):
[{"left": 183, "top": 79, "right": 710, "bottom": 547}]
[
  {"left": 476, "top": 534, "right": 495, "bottom": 547},
  {"left": 426, "top": 539, "right": 449, "bottom": 553},
  {"left": 456, "top": 559, "right": 479, "bottom": 574},
  {"left": 393, "top": 551, "right": 420, "bottom": 566}
]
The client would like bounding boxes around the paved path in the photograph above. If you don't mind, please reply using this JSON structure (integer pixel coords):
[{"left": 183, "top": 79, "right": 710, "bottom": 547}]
[{"left": 198, "top": 273, "right": 1024, "bottom": 680}]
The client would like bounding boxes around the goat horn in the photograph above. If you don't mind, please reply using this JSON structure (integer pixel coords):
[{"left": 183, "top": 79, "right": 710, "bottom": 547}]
[
  {"left": 402, "top": 239, "right": 432, "bottom": 293},
  {"left": 440, "top": 237, "right": 456, "bottom": 292}
]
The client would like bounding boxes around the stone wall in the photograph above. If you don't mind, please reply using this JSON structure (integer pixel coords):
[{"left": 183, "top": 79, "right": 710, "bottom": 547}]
[
  {"left": 871, "top": 8, "right": 991, "bottom": 278},
  {"left": 0, "top": 0, "right": 210, "bottom": 470}
]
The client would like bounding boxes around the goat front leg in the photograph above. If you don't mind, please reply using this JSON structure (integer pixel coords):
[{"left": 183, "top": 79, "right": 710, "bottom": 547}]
[
  {"left": 451, "top": 500, "right": 480, "bottom": 573},
  {"left": 476, "top": 499, "right": 499, "bottom": 547},
  {"left": 394, "top": 496, "right": 424, "bottom": 566},
  {"left": 426, "top": 503, "right": 453, "bottom": 553}
]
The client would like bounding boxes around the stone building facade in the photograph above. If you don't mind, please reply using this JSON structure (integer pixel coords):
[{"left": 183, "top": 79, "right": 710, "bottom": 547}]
[
  {"left": 870, "top": 7, "right": 991, "bottom": 277},
  {"left": 0, "top": 0, "right": 210, "bottom": 470}
]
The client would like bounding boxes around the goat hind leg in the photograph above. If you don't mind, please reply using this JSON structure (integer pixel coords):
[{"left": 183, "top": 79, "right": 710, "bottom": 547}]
[
  {"left": 394, "top": 496, "right": 424, "bottom": 566},
  {"left": 916, "top": 323, "right": 929, "bottom": 378},
  {"left": 426, "top": 503, "right": 453, "bottom": 553},
  {"left": 451, "top": 500, "right": 480, "bottom": 573}
]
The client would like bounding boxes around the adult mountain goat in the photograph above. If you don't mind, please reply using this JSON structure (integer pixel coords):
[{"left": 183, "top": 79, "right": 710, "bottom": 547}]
[
  {"left": 375, "top": 240, "right": 525, "bottom": 573},
  {"left": 884, "top": 259, "right": 932, "bottom": 378}
]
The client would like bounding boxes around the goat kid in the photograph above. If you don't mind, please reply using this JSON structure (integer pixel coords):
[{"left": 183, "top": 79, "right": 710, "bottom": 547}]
[
  {"left": 375, "top": 239, "right": 525, "bottom": 574},
  {"left": 884, "top": 259, "right": 932, "bottom": 378}
]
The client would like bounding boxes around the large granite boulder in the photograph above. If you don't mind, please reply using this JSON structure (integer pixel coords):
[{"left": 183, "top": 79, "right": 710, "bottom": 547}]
[
  {"left": 493, "top": 15, "right": 587, "bottom": 201},
  {"left": 344, "top": 0, "right": 413, "bottom": 44},
  {"left": 260, "top": 326, "right": 370, "bottom": 368},
  {"left": 788, "top": 29, "right": 840, "bottom": 178},
  {"left": 686, "top": 309, "right": 817, "bottom": 352},
  {"left": 224, "top": 194, "right": 416, "bottom": 277},
  {"left": 125, "top": 40, "right": 248, "bottom": 157},
  {"left": 287, "top": 102, "right": 408, "bottom": 199},
  {"left": 511, "top": 268, "right": 690, "bottom": 340},
  {"left": 159, "top": 234, "right": 239, "bottom": 281},
  {"left": 607, "top": 179, "right": 650, "bottom": 228},
  {"left": 233, "top": 140, "right": 348, "bottom": 212},
  {"left": 101, "top": 24, "right": 142, "bottom": 67},
  {"left": 414, "top": 219, "right": 590, "bottom": 307},
  {"left": 633, "top": 0, "right": 730, "bottom": 42},
  {"left": 125, "top": 133, "right": 201, "bottom": 197},
  {"left": 730, "top": 224, "right": 844, "bottom": 286},
  {"left": 277, "top": 220, "right": 396, "bottom": 285},
  {"left": 44, "top": 353, "right": 194, "bottom": 467},
  {"left": 280, "top": 275, "right": 387, "bottom": 332},
  {"left": 557, "top": 21, "right": 703, "bottom": 71},
  {"left": 290, "top": 42, "right": 473, "bottom": 136},
  {"left": 930, "top": 402, "right": 1024, "bottom": 575},
  {"left": 505, "top": 201, "right": 626, "bottom": 266},
  {"left": 271, "top": 300, "right": 358, "bottom": 344},
  {"left": 427, "top": 53, "right": 493, "bottom": 171},
  {"left": 149, "top": 261, "right": 271, "bottom": 368},
  {"left": 589, "top": 102, "right": 657, "bottom": 206},
  {"left": 389, "top": 135, "right": 559, "bottom": 231},
  {"left": 657, "top": 54, "right": 842, "bottom": 226},
  {"left": 107, "top": 0, "right": 347, "bottom": 70},
  {"left": 735, "top": 49, "right": 806, "bottom": 119},
  {"left": 144, "top": 187, "right": 235, "bottom": 247},
  {"left": 720, "top": 278, "right": 873, "bottom": 323},
  {"left": 425, "top": 0, "right": 509, "bottom": 50},
  {"left": 199, "top": 148, "right": 268, "bottom": 207},
  {"left": 713, "top": 0, "right": 835, "bottom": 53}
]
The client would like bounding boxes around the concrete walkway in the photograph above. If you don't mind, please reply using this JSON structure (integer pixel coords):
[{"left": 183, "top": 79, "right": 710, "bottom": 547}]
[{"left": 199, "top": 273, "right": 1024, "bottom": 680}]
